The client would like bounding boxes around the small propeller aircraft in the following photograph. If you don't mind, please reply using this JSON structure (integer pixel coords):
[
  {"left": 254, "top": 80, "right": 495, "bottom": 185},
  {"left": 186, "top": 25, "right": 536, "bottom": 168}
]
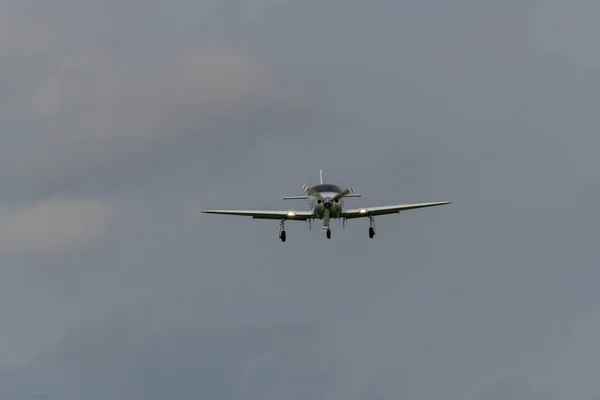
[{"left": 202, "top": 170, "right": 450, "bottom": 242}]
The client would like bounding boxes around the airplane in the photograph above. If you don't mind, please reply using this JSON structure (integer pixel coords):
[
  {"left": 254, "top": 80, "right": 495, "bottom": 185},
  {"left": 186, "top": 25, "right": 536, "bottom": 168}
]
[{"left": 202, "top": 170, "right": 450, "bottom": 242}]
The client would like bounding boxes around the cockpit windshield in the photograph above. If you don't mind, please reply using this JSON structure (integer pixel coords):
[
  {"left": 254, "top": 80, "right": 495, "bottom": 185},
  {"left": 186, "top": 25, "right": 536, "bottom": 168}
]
[{"left": 311, "top": 184, "right": 342, "bottom": 193}]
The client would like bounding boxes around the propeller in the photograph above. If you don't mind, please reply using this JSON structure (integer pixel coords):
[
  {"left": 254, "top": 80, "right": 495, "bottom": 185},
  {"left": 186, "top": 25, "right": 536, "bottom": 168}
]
[
  {"left": 302, "top": 185, "right": 354, "bottom": 202},
  {"left": 302, "top": 185, "right": 354, "bottom": 231},
  {"left": 322, "top": 208, "right": 330, "bottom": 230},
  {"left": 332, "top": 187, "right": 354, "bottom": 202},
  {"left": 302, "top": 184, "right": 324, "bottom": 201}
]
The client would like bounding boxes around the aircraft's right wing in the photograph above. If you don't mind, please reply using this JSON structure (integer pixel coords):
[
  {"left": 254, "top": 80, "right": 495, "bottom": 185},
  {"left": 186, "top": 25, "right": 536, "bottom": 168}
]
[
  {"left": 341, "top": 201, "right": 450, "bottom": 220},
  {"left": 202, "top": 209, "right": 314, "bottom": 220}
]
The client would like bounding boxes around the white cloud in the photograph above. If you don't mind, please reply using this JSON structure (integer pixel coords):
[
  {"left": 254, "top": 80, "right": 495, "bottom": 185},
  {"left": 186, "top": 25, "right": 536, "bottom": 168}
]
[
  {"left": 0, "top": 198, "right": 112, "bottom": 257},
  {"left": 0, "top": 6, "right": 316, "bottom": 200}
]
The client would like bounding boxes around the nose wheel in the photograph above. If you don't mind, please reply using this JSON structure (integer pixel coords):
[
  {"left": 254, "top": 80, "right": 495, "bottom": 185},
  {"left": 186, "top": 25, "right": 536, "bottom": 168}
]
[{"left": 326, "top": 229, "right": 331, "bottom": 239}]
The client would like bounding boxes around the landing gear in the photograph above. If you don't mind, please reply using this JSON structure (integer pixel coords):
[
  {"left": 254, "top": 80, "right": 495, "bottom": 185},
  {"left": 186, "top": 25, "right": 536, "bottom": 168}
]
[
  {"left": 326, "top": 229, "right": 331, "bottom": 239},
  {"left": 279, "top": 220, "right": 286, "bottom": 242},
  {"left": 368, "top": 216, "right": 376, "bottom": 238}
]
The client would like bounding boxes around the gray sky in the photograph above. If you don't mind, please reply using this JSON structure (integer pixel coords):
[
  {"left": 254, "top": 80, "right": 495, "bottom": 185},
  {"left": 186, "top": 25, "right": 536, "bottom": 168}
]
[{"left": 1, "top": 0, "right": 599, "bottom": 399}]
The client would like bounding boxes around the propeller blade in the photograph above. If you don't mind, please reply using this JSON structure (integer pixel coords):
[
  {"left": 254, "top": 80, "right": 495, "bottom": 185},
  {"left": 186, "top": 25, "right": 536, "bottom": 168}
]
[
  {"left": 302, "top": 184, "right": 324, "bottom": 201},
  {"left": 332, "top": 187, "right": 355, "bottom": 201},
  {"left": 321, "top": 208, "right": 330, "bottom": 230}
]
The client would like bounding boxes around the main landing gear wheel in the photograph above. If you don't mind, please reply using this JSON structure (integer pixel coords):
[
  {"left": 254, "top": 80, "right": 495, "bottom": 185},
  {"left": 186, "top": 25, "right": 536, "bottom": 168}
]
[
  {"left": 326, "top": 229, "right": 331, "bottom": 239},
  {"left": 368, "top": 215, "right": 375, "bottom": 239},
  {"left": 279, "top": 220, "right": 286, "bottom": 242}
]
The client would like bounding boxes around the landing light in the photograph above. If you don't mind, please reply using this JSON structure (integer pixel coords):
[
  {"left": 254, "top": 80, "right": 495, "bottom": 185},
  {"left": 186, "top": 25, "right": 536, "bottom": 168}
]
[
  {"left": 287, "top": 211, "right": 296, "bottom": 217},
  {"left": 359, "top": 208, "right": 367, "bottom": 214}
]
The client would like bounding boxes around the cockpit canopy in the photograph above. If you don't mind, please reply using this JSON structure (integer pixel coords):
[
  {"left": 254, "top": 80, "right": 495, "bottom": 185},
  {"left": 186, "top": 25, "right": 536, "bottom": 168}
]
[{"left": 311, "top": 184, "right": 342, "bottom": 193}]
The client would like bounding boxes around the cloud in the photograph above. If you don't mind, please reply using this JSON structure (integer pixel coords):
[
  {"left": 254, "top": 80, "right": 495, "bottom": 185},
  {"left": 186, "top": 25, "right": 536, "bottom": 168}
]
[
  {"left": 0, "top": 198, "right": 112, "bottom": 257},
  {"left": 1, "top": 1, "right": 600, "bottom": 399},
  {"left": 1, "top": 314, "right": 337, "bottom": 400},
  {"left": 0, "top": 6, "right": 316, "bottom": 201}
]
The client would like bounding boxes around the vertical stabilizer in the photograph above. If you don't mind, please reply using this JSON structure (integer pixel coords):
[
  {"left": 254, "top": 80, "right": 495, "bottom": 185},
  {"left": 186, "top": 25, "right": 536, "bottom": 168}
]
[{"left": 319, "top": 169, "right": 323, "bottom": 184}]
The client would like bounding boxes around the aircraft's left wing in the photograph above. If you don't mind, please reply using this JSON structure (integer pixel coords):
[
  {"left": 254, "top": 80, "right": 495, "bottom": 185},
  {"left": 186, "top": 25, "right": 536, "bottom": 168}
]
[
  {"left": 202, "top": 209, "right": 314, "bottom": 220},
  {"left": 341, "top": 201, "right": 450, "bottom": 220}
]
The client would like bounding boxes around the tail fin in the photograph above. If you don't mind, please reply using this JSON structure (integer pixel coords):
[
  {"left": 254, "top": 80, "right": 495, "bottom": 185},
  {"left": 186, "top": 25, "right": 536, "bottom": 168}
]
[{"left": 319, "top": 169, "right": 323, "bottom": 184}]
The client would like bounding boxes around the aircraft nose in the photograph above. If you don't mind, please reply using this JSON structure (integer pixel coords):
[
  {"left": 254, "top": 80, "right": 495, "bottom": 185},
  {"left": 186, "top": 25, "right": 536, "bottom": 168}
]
[{"left": 324, "top": 197, "right": 333, "bottom": 209}]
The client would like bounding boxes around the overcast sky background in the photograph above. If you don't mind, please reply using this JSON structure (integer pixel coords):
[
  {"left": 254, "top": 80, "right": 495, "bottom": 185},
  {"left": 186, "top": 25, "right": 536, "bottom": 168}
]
[{"left": 1, "top": 0, "right": 599, "bottom": 399}]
